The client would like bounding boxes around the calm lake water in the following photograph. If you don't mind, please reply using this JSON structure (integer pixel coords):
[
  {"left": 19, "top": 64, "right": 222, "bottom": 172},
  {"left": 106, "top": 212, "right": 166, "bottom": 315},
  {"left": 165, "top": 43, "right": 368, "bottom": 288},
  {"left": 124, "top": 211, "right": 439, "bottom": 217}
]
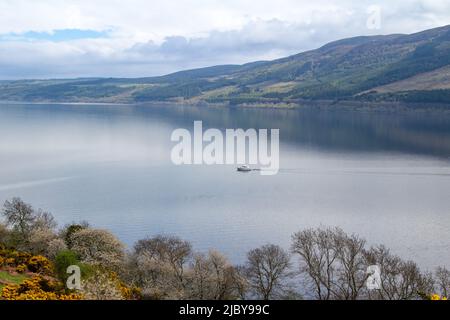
[{"left": 0, "top": 103, "right": 449, "bottom": 270}]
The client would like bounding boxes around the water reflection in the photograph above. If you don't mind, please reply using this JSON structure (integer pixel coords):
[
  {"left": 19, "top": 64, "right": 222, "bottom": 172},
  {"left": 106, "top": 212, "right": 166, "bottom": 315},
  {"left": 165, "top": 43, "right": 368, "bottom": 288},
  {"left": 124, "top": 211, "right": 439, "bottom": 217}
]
[{"left": 0, "top": 103, "right": 449, "bottom": 270}]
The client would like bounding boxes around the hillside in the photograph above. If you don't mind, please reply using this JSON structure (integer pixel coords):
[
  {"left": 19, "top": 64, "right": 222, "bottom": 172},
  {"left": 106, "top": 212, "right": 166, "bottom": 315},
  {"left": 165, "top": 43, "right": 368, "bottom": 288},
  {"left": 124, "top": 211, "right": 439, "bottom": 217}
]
[
  {"left": 1, "top": 25, "right": 450, "bottom": 105},
  {"left": 368, "top": 65, "right": 450, "bottom": 92}
]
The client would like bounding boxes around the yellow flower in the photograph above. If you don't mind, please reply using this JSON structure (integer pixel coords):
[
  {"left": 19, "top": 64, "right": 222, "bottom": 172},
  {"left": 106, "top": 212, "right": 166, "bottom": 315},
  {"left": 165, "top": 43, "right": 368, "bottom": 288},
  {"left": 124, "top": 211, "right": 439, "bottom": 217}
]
[
  {"left": 16, "top": 264, "right": 27, "bottom": 273},
  {"left": 1, "top": 275, "right": 82, "bottom": 300},
  {"left": 430, "top": 294, "right": 448, "bottom": 301}
]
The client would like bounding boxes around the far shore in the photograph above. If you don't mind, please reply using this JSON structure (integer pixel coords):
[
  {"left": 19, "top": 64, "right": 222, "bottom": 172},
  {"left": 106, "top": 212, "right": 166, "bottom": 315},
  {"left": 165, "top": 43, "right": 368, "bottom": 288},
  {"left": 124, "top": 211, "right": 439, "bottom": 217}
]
[{"left": 1, "top": 99, "right": 450, "bottom": 114}]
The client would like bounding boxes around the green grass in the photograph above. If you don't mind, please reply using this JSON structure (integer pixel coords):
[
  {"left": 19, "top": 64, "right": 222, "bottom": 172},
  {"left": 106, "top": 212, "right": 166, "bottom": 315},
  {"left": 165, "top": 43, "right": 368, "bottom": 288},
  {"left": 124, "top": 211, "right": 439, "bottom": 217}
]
[{"left": 0, "top": 271, "right": 28, "bottom": 295}]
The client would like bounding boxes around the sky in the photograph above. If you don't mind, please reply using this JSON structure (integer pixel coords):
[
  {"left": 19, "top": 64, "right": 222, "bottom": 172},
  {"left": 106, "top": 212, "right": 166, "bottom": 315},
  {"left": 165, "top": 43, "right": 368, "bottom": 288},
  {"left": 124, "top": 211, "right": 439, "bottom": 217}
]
[{"left": 1, "top": 0, "right": 450, "bottom": 79}]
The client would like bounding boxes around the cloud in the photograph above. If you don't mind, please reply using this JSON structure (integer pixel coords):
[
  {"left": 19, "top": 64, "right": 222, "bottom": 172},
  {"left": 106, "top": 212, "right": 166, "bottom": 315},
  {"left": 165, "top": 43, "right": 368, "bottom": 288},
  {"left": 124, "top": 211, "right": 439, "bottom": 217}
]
[{"left": 0, "top": 0, "right": 450, "bottom": 79}]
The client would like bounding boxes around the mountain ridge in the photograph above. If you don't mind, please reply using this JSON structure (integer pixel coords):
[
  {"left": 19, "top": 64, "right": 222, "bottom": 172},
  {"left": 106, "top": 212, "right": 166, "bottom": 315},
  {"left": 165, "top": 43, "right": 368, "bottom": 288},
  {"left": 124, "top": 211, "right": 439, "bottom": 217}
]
[{"left": 1, "top": 25, "right": 450, "bottom": 106}]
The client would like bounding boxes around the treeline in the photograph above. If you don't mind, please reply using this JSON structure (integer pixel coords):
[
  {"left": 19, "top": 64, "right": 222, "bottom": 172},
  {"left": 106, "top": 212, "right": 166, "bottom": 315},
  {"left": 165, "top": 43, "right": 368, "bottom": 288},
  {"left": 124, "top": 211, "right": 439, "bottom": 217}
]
[
  {"left": 0, "top": 197, "right": 449, "bottom": 300},
  {"left": 358, "top": 90, "right": 450, "bottom": 104},
  {"left": 133, "top": 79, "right": 238, "bottom": 101},
  {"left": 0, "top": 82, "right": 129, "bottom": 102}
]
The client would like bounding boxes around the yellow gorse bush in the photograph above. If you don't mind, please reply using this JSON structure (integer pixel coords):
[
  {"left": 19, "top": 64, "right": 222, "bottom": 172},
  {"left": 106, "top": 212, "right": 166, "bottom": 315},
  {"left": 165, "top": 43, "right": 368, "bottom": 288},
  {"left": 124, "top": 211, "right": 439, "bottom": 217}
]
[
  {"left": 26, "top": 255, "right": 53, "bottom": 273},
  {"left": 109, "top": 271, "right": 142, "bottom": 300},
  {"left": 431, "top": 294, "right": 448, "bottom": 301},
  {"left": 1, "top": 247, "right": 83, "bottom": 300},
  {"left": 0, "top": 248, "right": 53, "bottom": 274},
  {"left": 1, "top": 275, "right": 83, "bottom": 300},
  {"left": 15, "top": 264, "right": 27, "bottom": 273}
]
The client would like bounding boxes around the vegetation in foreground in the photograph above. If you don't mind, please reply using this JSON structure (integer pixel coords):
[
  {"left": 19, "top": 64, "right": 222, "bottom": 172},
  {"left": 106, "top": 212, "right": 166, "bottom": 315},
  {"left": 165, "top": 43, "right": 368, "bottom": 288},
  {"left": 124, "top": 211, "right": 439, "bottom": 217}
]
[{"left": 0, "top": 197, "right": 449, "bottom": 300}]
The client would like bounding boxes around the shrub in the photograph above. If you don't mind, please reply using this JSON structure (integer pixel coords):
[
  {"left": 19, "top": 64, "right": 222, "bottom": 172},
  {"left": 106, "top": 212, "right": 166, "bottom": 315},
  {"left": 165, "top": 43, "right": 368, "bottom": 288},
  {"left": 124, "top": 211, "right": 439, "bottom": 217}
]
[
  {"left": 26, "top": 255, "right": 53, "bottom": 274},
  {"left": 430, "top": 294, "right": 448, "bottom": 300},
  {"left": 27, "top": 227, "right": 58, "bottom": 257},
  {"left": 1, "top": 275, "right": 82, "bottom": 300},
  {"left": 0, "top": 247, "right": 53, "bottom": 275},
  {"left": 55, "top": 250, "right": 82, "bottom": 276},
  {"left": 0, "top": 247, "right": 32, "bottom": 267},
  {"left": 69, "top": 228, "right": 125, "bottom": 269},
  {"left": 80, "top": 268, "right": 139, "bottom": 300},
  {"left": 46, "top": 238, "right": 68, "bottom": 260},
  {"left": 0, "top": 223, "right": 10, "bottom": 246},
  {"left": 60, "top": 223, "right": 89, "bottom": 248},
  {"left": 16, "top": 264, "right": 27, "bottom": 273},
  {"left": 54, "top": 250, "right": 93, "bottom": 283}
]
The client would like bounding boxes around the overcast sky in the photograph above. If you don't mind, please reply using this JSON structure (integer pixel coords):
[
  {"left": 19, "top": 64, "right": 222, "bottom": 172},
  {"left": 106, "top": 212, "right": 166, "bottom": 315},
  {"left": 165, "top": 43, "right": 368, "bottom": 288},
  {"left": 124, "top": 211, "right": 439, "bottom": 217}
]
[{"left": 1, "top": 0, "right": 450, "bottom": 79}]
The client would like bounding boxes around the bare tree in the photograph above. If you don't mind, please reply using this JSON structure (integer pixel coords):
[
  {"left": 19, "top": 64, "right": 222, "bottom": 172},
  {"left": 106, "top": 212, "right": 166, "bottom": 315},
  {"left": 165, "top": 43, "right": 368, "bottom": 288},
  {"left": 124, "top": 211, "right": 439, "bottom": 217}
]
[
  {"left": 434, "top": 267, "right": 450, "bottom": 297},
  {"left": 245, "top": 244, "right": 291, "bottom": 300},
  {"left": 363, "top": 245, "right": 434, "bottom": 300},
  {"left": 291, "top": 227, "right": 368, "bottom": 300},
  {"left": 187, "top": 250, "right": 241, "bottom": 300},
  {"left": 292, "top": 228, "right": 340, "bottom": 300},
  {"left": 231, "top": 265, "right": 249, "bottom": 300},
  {"left": 33, "top": 209, "right": 57, "bottom": 231},
  {"left": 26, "top": 209, "right": 58, "bottom": 256},
  {"left": 333, "top": 229, "right": 367, "bottom": 300},
  {"left": 128, "top": 235, "right": 192, "bottom": 299},
  {"left": 134, "top": 235, "right": 192, "bottom": 287},
  {"left": 1, "top": 198, "right": 35, "bottom": 241},
  {"left": 1, "top": 198, "right": 59, "bottom": 253}
]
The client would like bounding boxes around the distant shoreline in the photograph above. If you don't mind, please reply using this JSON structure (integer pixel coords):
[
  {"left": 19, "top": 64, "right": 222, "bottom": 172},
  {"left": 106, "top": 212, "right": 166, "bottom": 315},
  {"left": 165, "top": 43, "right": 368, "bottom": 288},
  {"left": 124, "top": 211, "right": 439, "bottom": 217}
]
[
  {"left": 0, "top": 100, "right": 132, "bottom": 106},
  {"left": 1, "top": 99, "right": 450, "bottom": 114}
]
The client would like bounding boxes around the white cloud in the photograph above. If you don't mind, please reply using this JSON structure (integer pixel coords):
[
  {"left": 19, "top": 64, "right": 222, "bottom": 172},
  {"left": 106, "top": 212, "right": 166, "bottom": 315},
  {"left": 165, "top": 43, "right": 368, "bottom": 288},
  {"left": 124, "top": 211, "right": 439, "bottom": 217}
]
[{"left": 0, "top": 0, "right": 450, "bottom": 79}]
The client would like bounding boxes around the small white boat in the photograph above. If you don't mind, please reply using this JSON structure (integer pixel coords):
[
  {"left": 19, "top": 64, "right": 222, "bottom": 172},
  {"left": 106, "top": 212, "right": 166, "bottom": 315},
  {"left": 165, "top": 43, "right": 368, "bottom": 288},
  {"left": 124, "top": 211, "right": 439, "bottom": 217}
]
[{"left": 237, "top": 165, "right": 252, "bottom": 172}]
